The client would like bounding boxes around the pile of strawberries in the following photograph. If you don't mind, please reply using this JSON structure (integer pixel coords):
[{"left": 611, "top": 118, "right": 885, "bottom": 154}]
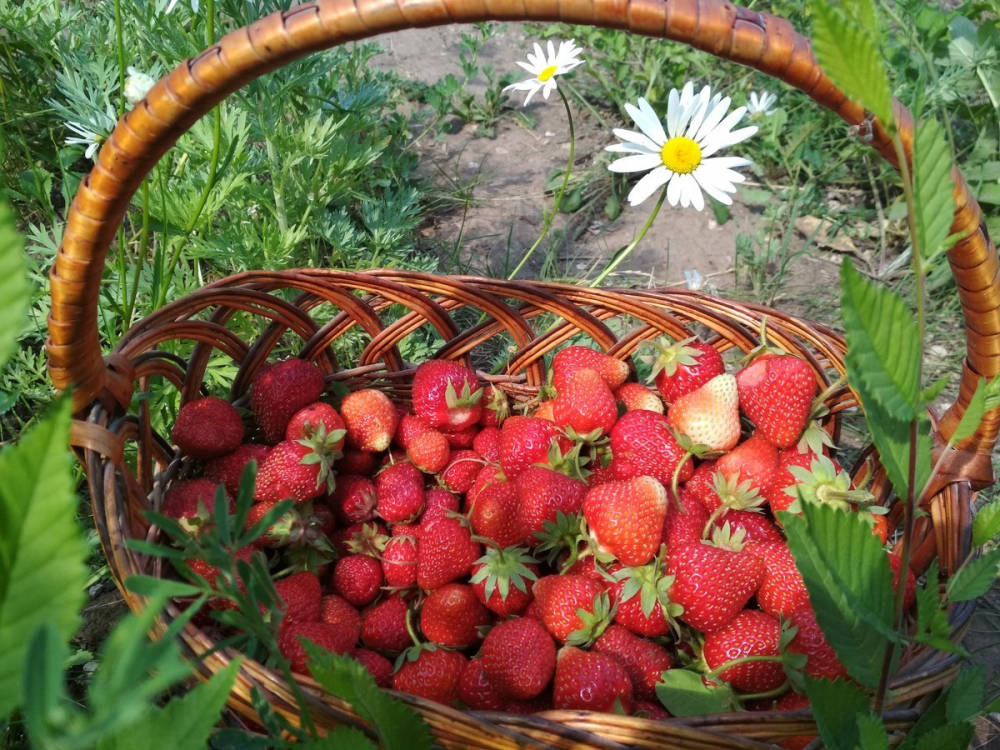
[{"left": 161, "top": 339, "right": 914, "bottom": 734}]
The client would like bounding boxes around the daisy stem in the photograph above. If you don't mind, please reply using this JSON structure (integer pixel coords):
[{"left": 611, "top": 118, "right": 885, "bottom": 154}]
[
  {"left": 589, "top": 187, "right": 667, "bottom": 287},
  {"left": 114, "top": 0, "right": 128, "bottom": 321},
  {"left": 507, "top": 86, "right": 575, "bottom": 280}
]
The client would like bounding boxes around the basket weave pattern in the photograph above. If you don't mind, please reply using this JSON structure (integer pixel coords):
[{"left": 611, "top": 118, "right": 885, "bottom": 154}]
[{"left": 47, "top": 0, "right": 999, "bottom": 747}]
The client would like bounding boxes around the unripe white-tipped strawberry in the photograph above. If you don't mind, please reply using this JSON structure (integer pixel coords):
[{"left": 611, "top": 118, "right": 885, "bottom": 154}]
[{"left": 666, "top": 373, "right": 740, "bottom": 452}]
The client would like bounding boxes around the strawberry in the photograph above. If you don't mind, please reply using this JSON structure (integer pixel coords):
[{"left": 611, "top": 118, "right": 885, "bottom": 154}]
[
  {"left": 407, "top": 428, "right": 451, "bottom": 474},
  {"left": 503, "top": 694, "right": 553, "bottom": 713},
  {"left": 329, "top": 475, "right": 377, "bottom": 524},
  {"left": 784, "top": 607, "right": 848, "bottom": 681},
  {"left": 361, "top": 596, "right": 412, "bottom": 654},
  {"left": 412, "top": 360, "right": 483, "bottom": 431},
  {"left": 340, "top": 389, "right": 399, "bottom": 453},
  {"left": 714, "top": 436, "right": 780, "bottom": 500},
  {"left": 481, "top": 616, "right": 557, "bottom": 700},
  {"left": 745, "top": 541, "right": 810, "bottom": 618},
  {"left": 773, "top": 692, "right": 815, "bottom": 750},
  {"left": 553, "top": 646, "right": 633, "bottom": 714},
  {"left": 736, "top": 354, "right": 816, "bottom": 449},
  {"left": 633, "top": 701, "right": 671, "bottom": 720},
  {"left": 592, "top": 624, "right": 672, "bottom": 701},
  {"left": 713, "top": 510, "right": 783, "bottom": 543},
  {"left": 666, "top": 373, "right": 741, "bottom": 452},
  {"left": 285, "top": 402, "right": 345, "bottom": 448},
  {"left": 533, "top": 575, "right": 610, "bottom": 645},
  {"left": 458, "top": 659, "right": 505, "bottom": 711},
  {"left": 703, "top": 610, "right": 784, "bottom": 693},
  {"left": 251, "top": 359, "right": 325, "bottom": 444},
  {"left": 663, "top": 487, "right": 710, "bottom": 550},
  {"left": 440, "top": 450, "right": 482, "bottom": 494},
  {"left": 768, "top": 453, "right": 867, "bottom": 518},
  {"left": 468, "top": 475, "right": 522, "bottom": 549},
  {"left": 336, "top": 448, "right": 379, "bottom": 476},
  {"left": 420, "top": 584, "right": 492, "bottom": 648},
  {"left": 889, "top": 552, "right": 916, "bottom": 610},
  {"left": 553, "top": 368, "right": 618, "bottom": 438},
  {"left": 472, "top": 426, "right": 502, "bottom": 463},
  {"left": 515, "top": 466, "right": 587, "bottom": 546},
  {"left": 375, "top": 461, "right": 425, "bottom": 524},
  {"left": 396, "top": 413, "right": 431, "bottom": 449},
  {"left": 479, "top": 385, "right": 510, "bottom": 427},
  {"left": 552, "top": 346, "right": 629, "bottom": 392},
  {"left": 393, "top": 647, "right": 467, "bottom": 704},
  {"left": 255, "top": 438, "right": 338, "bottom": 503},
  {"left": 499, "top": 417, "right": 565, "bottom": 478},
  {"left": 331, "top": 521, "right": 386, "bottom": 557},
  {"left": 470, "top": 546, "right": 539, "bottom": 617},
  {"left": 667, "top": 524, "right": 765, "bottom": 633},
  {"left": 171, "top": 397, "right": 244, "bottom": 459},
  {"left": 205, "top": 443, "right": 272, "bottom": 497},
  {"left": 444, "top": 426, "right": 477, "bottom": 450},
  {"left": 321, "top": 594, "right": 362, "bottom": 648},
  {"left": 332, "top": 554, "right": 383, "bottom": 607},
  {"left": 183, "top": 546, "right": 255, "bottom": 593},
  {"left": 645, "top": 337, "right": 725, "bottom": 405},
  {"left": 419, "top": 487, "right": 461, "bottom": 528},
  {"left": 245, "top": 501, "right": 291, "bottom": 547},
  {"left": 614, "top": 382, "right": 665, "bottom": 414},
  {"left": 868, "top": 511, "right": 890, "bottom": 544},
  {"left": 278, "top": 621, "right": 355, "bottom": 672},
  {"left": 587, "top": 461, "right": 617, "bottom": 487},
  {"left": 584, "top": 477, "right": 668, "bottom": 566},
  {"left": 609, "top": 410, "right": 693, "bottom": 487},
  {"left": 534, "top": 401, "right": 556, "bottom": 422},
  {"left": 416, "top": 517, "right": 481, "bottom": 591},
  {"left": 351, "top": 648, "right": 393, "bottom": 688},
  {"left": 382, "top": 534, "right": 419, "bottom": 589},
  {"left": 273, "top": 571, "right": 322, "bottom": 626},
  {"left": 162, "top": 478, "right": 230, "bottom": 531},
  {"left": 611, "top": 563, "right": 682, "bottom": 638}
]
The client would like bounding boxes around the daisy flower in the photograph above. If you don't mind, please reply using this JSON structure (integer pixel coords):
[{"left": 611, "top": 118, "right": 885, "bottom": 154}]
[
  {"left": 503, "top": 39, "right": 583, "bottom": 106},
  {"left": 747, "top": 90, "right": 778, "bottom": 117},
  {"left": 64, "top": 106, "right": 117, "bottom": 162},
  {"left": 124, "top": 66, "right": 156, "bottom": 105},
  {"left": 606, "top": 83, "right": 758, "bottom": 210}
]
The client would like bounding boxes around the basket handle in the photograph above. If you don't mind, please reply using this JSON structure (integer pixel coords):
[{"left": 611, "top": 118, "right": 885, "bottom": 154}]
[{"left": 47, "top": 0, "right": 999, "bottom": 453}]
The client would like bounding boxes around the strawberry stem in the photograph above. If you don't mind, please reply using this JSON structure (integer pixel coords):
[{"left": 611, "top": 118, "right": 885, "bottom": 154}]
[
  {"left": 404, "top": 606, "right": 422, "bottom": 648},
  {"left": 706, "top": 654, "right": 785, "bottom": 679},
  {"left": 702, "top": 506, "right": 726, "bottom": 540},
  {"left": 734, "top": 681, "right": 791, "bottom": 702},
  {"left": 670, "top": 453, "right": 692, "bottom": 512},
  {"left": 810, "top": 375, "right": 847, "bottom": 418}
]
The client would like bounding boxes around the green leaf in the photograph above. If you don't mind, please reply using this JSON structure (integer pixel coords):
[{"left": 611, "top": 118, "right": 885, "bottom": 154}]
[
  {"left": 809, "top": 0, "right": 894, "bottom": 126},
  {"left": 856, "top": 711, "right": 890, "bottom": 750},
  {"left": 898, "top": 687, "right": 949, "bottom": 750},
  {"left": 912, "top": 118, "right": 957, "bottom": 260},
  {"left": 912, "top": 723, "right": 974, "bottom": 750},
  {"left": 920, "top": 375, "right": 950, "bottom": 403},
  {"left": 842, "top": 0, "right": 878, "bottom": 36},
  {"left": 946, "top": 547, "right": 1000, "bottom": 602},
  {"left": 654, "top": 670, "right": 737, "bottom": 717},
  {"left": 804, "top": 677, "right": 870, "bottom": 750},
  {"left": 946, "top": 665, "right": 985, "bottom": 724},
  {"left": 0, "top": 200, "right": 30, "bottom": 371},
  {"left": 22, "top": 623, "right": 72, "bottom": 743},
  {"left": 841, "top": 262, "right": 921, "bottom": 421},
  {"left": 972, "top": 500, "right": 1000, "bottom": 547},
  {"left": 914, "top": 561, "right": 964, "bottom": 655},
  {"left": 782, "top": 502, "right": 897, "bottom": 688},
  {"left": 0, "top": 397, "right": 87, "bottom": 717},
  {"left": 124, "top": 576, "right": 204, "bottom": 599},
  {"left": 949, "top": 377, "right": 990, "bottom": 446},
  {"left": 311, "top": 727, "right": 378, "bottom": 750}
]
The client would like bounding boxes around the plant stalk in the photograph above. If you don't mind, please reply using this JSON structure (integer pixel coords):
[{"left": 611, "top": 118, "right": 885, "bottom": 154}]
[{"left": 590, "top": 187, "right": 667, "bottom": 287}]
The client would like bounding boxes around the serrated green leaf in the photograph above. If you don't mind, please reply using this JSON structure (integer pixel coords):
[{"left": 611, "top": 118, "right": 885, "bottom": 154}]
[
  {"left": 914, "top": 561, "right": 964, "bottom": 655},
  {"left": 843, "top": 0, "right": 879, "bottom": 36},
  {"left": 22, "top": 623, "right": 71, "bottom": 742},
  {"left": 0, "top": 397, "right": 87, "bottom": 717},
  {"left": 946, "top": 547, "right": 1000, "bottom": 602},
  {"left": 841, "top": 262, "right": 921, "bottom": 421},
  {"left": 310, "top": 727, "right": 378, "bottom": 750},
  {"left": 124, "top": 575, "right": 204, "bottom": 599},
  {"left": 949, "top": 377, "right": 989, "bottom": 445},
  {"left": 783, "top": 502, "right": 897, "bottom": 688},
  {"left": 972, "top": 501, "right": 1000, "bottom": 547},
  {"left": 913, "top": 119, "right": 957, "bottom": 260},
  {"left": 654, "top": 670, "right": 737, "bottom": 717},
  {"left": 856, "top": 711, "right": 890, "bottom": 750},
  {"left": 898, "top": 685, "right": 950, "bottom": 750},
  {"left": 0, "top": 200, "right": 30, "bottom": 371},
  {"left": 913, "top": 723, "right": 974, "bottom": 750},
  {"left": 804, "top": 677, "right": 870, "bottom": 750},
  {"left": 809, "top": 0, "right": 894, "bottom": 126},
  {"left": 920, "top": 375, "right": 950, "bottom": 403},
  {"left": 946, "top": 665, "right": 985, "bottom": 724}
]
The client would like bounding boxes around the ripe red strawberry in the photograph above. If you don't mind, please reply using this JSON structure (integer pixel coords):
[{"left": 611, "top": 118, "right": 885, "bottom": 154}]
[
  {"left": 714, "top": 436, "right": 780, "bottom": 499},
  {"left": 610, "top": 563, "right": 681, "bottom": 638},
  {"left": 713, "top": 510, "right": 782, "bottom": 543},
  {"left": 745, "top": 541, "right": 810, "bottom": 618},
  {"left": 407, "top": 428, "right": 451, "bottom": 474},
  {"left": 361, "top": 596, "right": 411, "bottom": 654},
  {"left": 470, "top": 546, "right": 539, "bottom": 617},
  {"left": 336, "top": 448, "right": 379, "bottom": 476},
  {"left": 162, "top": 478, "right": 230, "bottom": 530},
  {"left": 184, "top": 546, "right": 255, "bottom": 592},
  {"left": 273, "top": 571, "right": 322, "bottom": 626},
  {"left": 285, "top": 403, "right": 346, "bottom": 448},
  {"left": 764, "top": 450, "right": 848, "bottom": 517},
  {"left": 773, "top": 692, "right": 815, "bottom": 750},
  {"left": 736, "top": 354, "right": 817, "bottom": 449},
  {"left": 609, "top": 410, "right": 693, "bottom": 487},
  {"left": 393, "top": 647, "right": 467, "bottom": 704},
  {"left": 552, "top": 346, "right": 629, "bottom": 392},
  {"left": 255, "top": 439, "right": 337, "bottom": 503},
  {"left": 245, "top": 501, "right": 292, "bottom": 547},
  {"left": 503, "top": 694, "right": 553, "bottom": 713},
  {"left": 205, "top": 443, "right": 272, "bottom": 497},
  {"left": 440, "top": 450, "right": 482, "bottom": 494},
  {"left": 633, "top": 701, "right": 671, "bottom": 720},
  {"left": 412, "top": 360, "right": 483, "bottom": 431},
  {"left": 329, "top": 475, "right": 377, "bottom": 524},
  {"left": 416, "top": 517, "right": 481, "bottom": 591},
  {"left": 171, "top": 397, "right": 244, "bottom": 459},
  {"left": 458, "top": 659, "right": 505, "bottom": 711},
  {"left": 646, "top": 337, "right": 725, "bottom": 405},
  {"left": 592, "top": 624, "right": 672, "bottom": 701},
  {"left": 479, "top": 385, "right": 510, "bottom": 427},
  {"left": 703, "top": 610, "right": 784, "bottom": 693},
  {"left": 321, "top": 594, "right": 362, "bottom": 648},
  {"left": 499, "top": 417, "right": 565, "bottom": 478},
  {"left": 444, "top": 426, "right": 477, "bottom": 449},
  {"left": 868, "top": 512, "right": 890, "bottom": 544},
  {"left": 587, "top": 461, "right": 617, "bottom": 487},
  {"left": 481, "top": 616, "right": 557, "bottom": 700},
  {"left": 472, "top": 426, "right": 502, "bottom": 463},
  {"left": 467, "top": 464, "right": 507, "bottom": 510},
  {"left": 553, "top": 368, "right": 618, "bottom": 437},
  {"left": 351, "top": 648, "right": 393, "bottom": 688},
  {"left": 667, "top": 526, "right": 765, "bottom": 633},
  {"left": 332, "top": 554, "right": 383, "bottom": 607},
  {"left": 889, "top": 552, "right": 916, "bottom": 610},
  {"left": 784, "top": 607, "right": 848, "bottom": 681},
  {"left": 419, "top": 487, "right": 460, "bottom": 528},
  {"left": 396, "top": 413, "right": 430, "bottom": 449},
  {"left": 666, "top": 373, "right": 740, "bottom": 452},
  {"left": 381, "top": 534, "right": 419, "bottom": 589},
  {"left": 614, "top": 382, "right": 664, "bottom": 414},
  {"left": 375, "top": 461, "right": 425, "bottom": 524},
  {"left": 584, "top": 477, "right": 668, "bottom": 566},
  {"left": 663, "top": 487, "right": 710, "bottom": 550},
  {"left": 251, "top": 359, "right": 325, "bottom": 444},
  {"left": 278, "top": 621, "right": 355, "bottom": 672},
  {"left": 468, "top": 476, "right": 522, "bottom": 549},
  {"left": 331, "top": 521, "right": 386, "bottom": 558},
  {"left": 515, "top": 466, "right": 587, "bottom": 546},
  {"left": 534, "top": 401, "right": 556, "bottom": 422},
  {"left": 340, "top": 389, "right": 399, "bottom": 453},
  {"left": 553, "top": 646, "right": 633, "bottom": 714},
  {"left": 420, "top": 584, "right": 491, "bottom": 648},
  {"left": 533, "top": 575, "right": 610, "bottom": 645}
]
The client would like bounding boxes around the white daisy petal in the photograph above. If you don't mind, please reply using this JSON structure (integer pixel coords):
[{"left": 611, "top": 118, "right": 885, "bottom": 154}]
[
  {"left": 637, "top": 97, "right": 666, "bottom": 145},
  {"left": 606, "top": 142, "right": 661, "bottom": 156},
  {"left": 683, "top": 174, "right": 705, "bottom": 211},
  {"left": 624, "top": 100, "right": 659, "bottom": 144},
  {"left": 696, "top": 162, "right": 746, "bottom": 190},
  {"left": 608, "top": 153, "right": 664, "bottom": 173},
  {"left": 505, "top": 38, "right": 584, "bottom": 106},
  {"left": 666, "top": 87, "right": 682, "bottom": 138},
  {"left": 701, "top": 125, "right": 758, "bottom": 157},
  {"left": 612, "top": 128, "right": 661, "bottom": 152},
  {"left": 684, "top": 90, "right": 713, "bottom": 140},
  {"left": 666, "top": 172, "right": 684, "bottom": 206},
  {"left": 696, "top": 174, "right": 734, "bottom": 204},
  {"left": 627, "top": 167, "right": 671, "bottom": 206},
  {"left": 701, "top": 155, "right": 753, "bottom": 170},
  {"left": 693, "top": 96, "right": 731, "bottom": 143}
]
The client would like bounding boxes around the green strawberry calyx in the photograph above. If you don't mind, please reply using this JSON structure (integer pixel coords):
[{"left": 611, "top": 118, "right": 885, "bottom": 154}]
[
  {"left": 469, "top": 546, "right": 539, "bottom": 601},
  {"left": 535, "top": 511, "right": 586, "bottom": 568},
  {"left": 701, "top": 472, "right": 764, "bottom": 539},
  {"left": 295, "top": 421, "right": 345, "bottom": 494},
  {"left": 642, "top": 336, "right": 702, "bottom": 381},
  {"left": 565, "top": 591, "right": 614, "bottom": 647},
  {"left": 778, "top": 619, "right": 808, "bottom": 693},
  {"left": 346, "top": 522, "right": 389, "bottom": 557},
  {"left": 703, "top": 522, "right": 749, "bottom": 553},
  {"left": 444, "top": 379, "right": 485, "bottom": 410},
  {"left": 613, "top": 563, "right": 684, "bottom": 626},
  {"left": 784, "top": 455, "right": 874, "bottom": 514}
]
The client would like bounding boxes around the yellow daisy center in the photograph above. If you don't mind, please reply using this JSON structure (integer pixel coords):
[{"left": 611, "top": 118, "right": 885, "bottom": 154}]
[
  {"left": 660, "top": 136, "right": 702, "bottom": 174},
  {"left": 537, "top": 64, "right": 559, "bottom": 82}
]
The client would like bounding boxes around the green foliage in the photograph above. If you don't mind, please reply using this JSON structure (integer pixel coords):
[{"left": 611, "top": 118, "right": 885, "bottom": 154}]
[
  {"left": 945, "top": 546, "right": 1000, "bottom": 601},
  {"left": 972, "top": 499, "right": 1000, "bottom": 547},
  {"left": 912, "top": 119, "right": 957, "bottom": 260},
  {"left": 803, "top": 677, "right": 871, "bottom": 750},
  {"left": 654, "top": 670, "right": 737, "bottom": 717},
  {"left": 0, "top": 201, "right": 29, "bottom": 371},
  {"left": 913, "top": 561, "right": 961, "bottom": 654}
]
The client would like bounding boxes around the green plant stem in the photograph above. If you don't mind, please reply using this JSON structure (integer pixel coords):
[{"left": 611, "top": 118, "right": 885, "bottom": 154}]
[
  {"left": 590, "top": 187, "right": 667, "bottom": 287},
  {"left": 114, "top": 0, "right": 129, "bottom": 321},
  {"left": 735, "top": 681, "right": 790, "bottom": 702},
  {"left": 508, "top": 86, "right": 575, "bottom": 280},
  {"left": 705, "top": 654, "right": 785, "bottom": 679},
  {"left": 124, "top": 181, "right": 151, "bottom": 327}
]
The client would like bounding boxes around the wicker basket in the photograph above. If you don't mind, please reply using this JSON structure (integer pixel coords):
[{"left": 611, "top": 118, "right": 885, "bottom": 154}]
[{"left": 47, "top": 0, "right": 999, "bottom": 747}]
